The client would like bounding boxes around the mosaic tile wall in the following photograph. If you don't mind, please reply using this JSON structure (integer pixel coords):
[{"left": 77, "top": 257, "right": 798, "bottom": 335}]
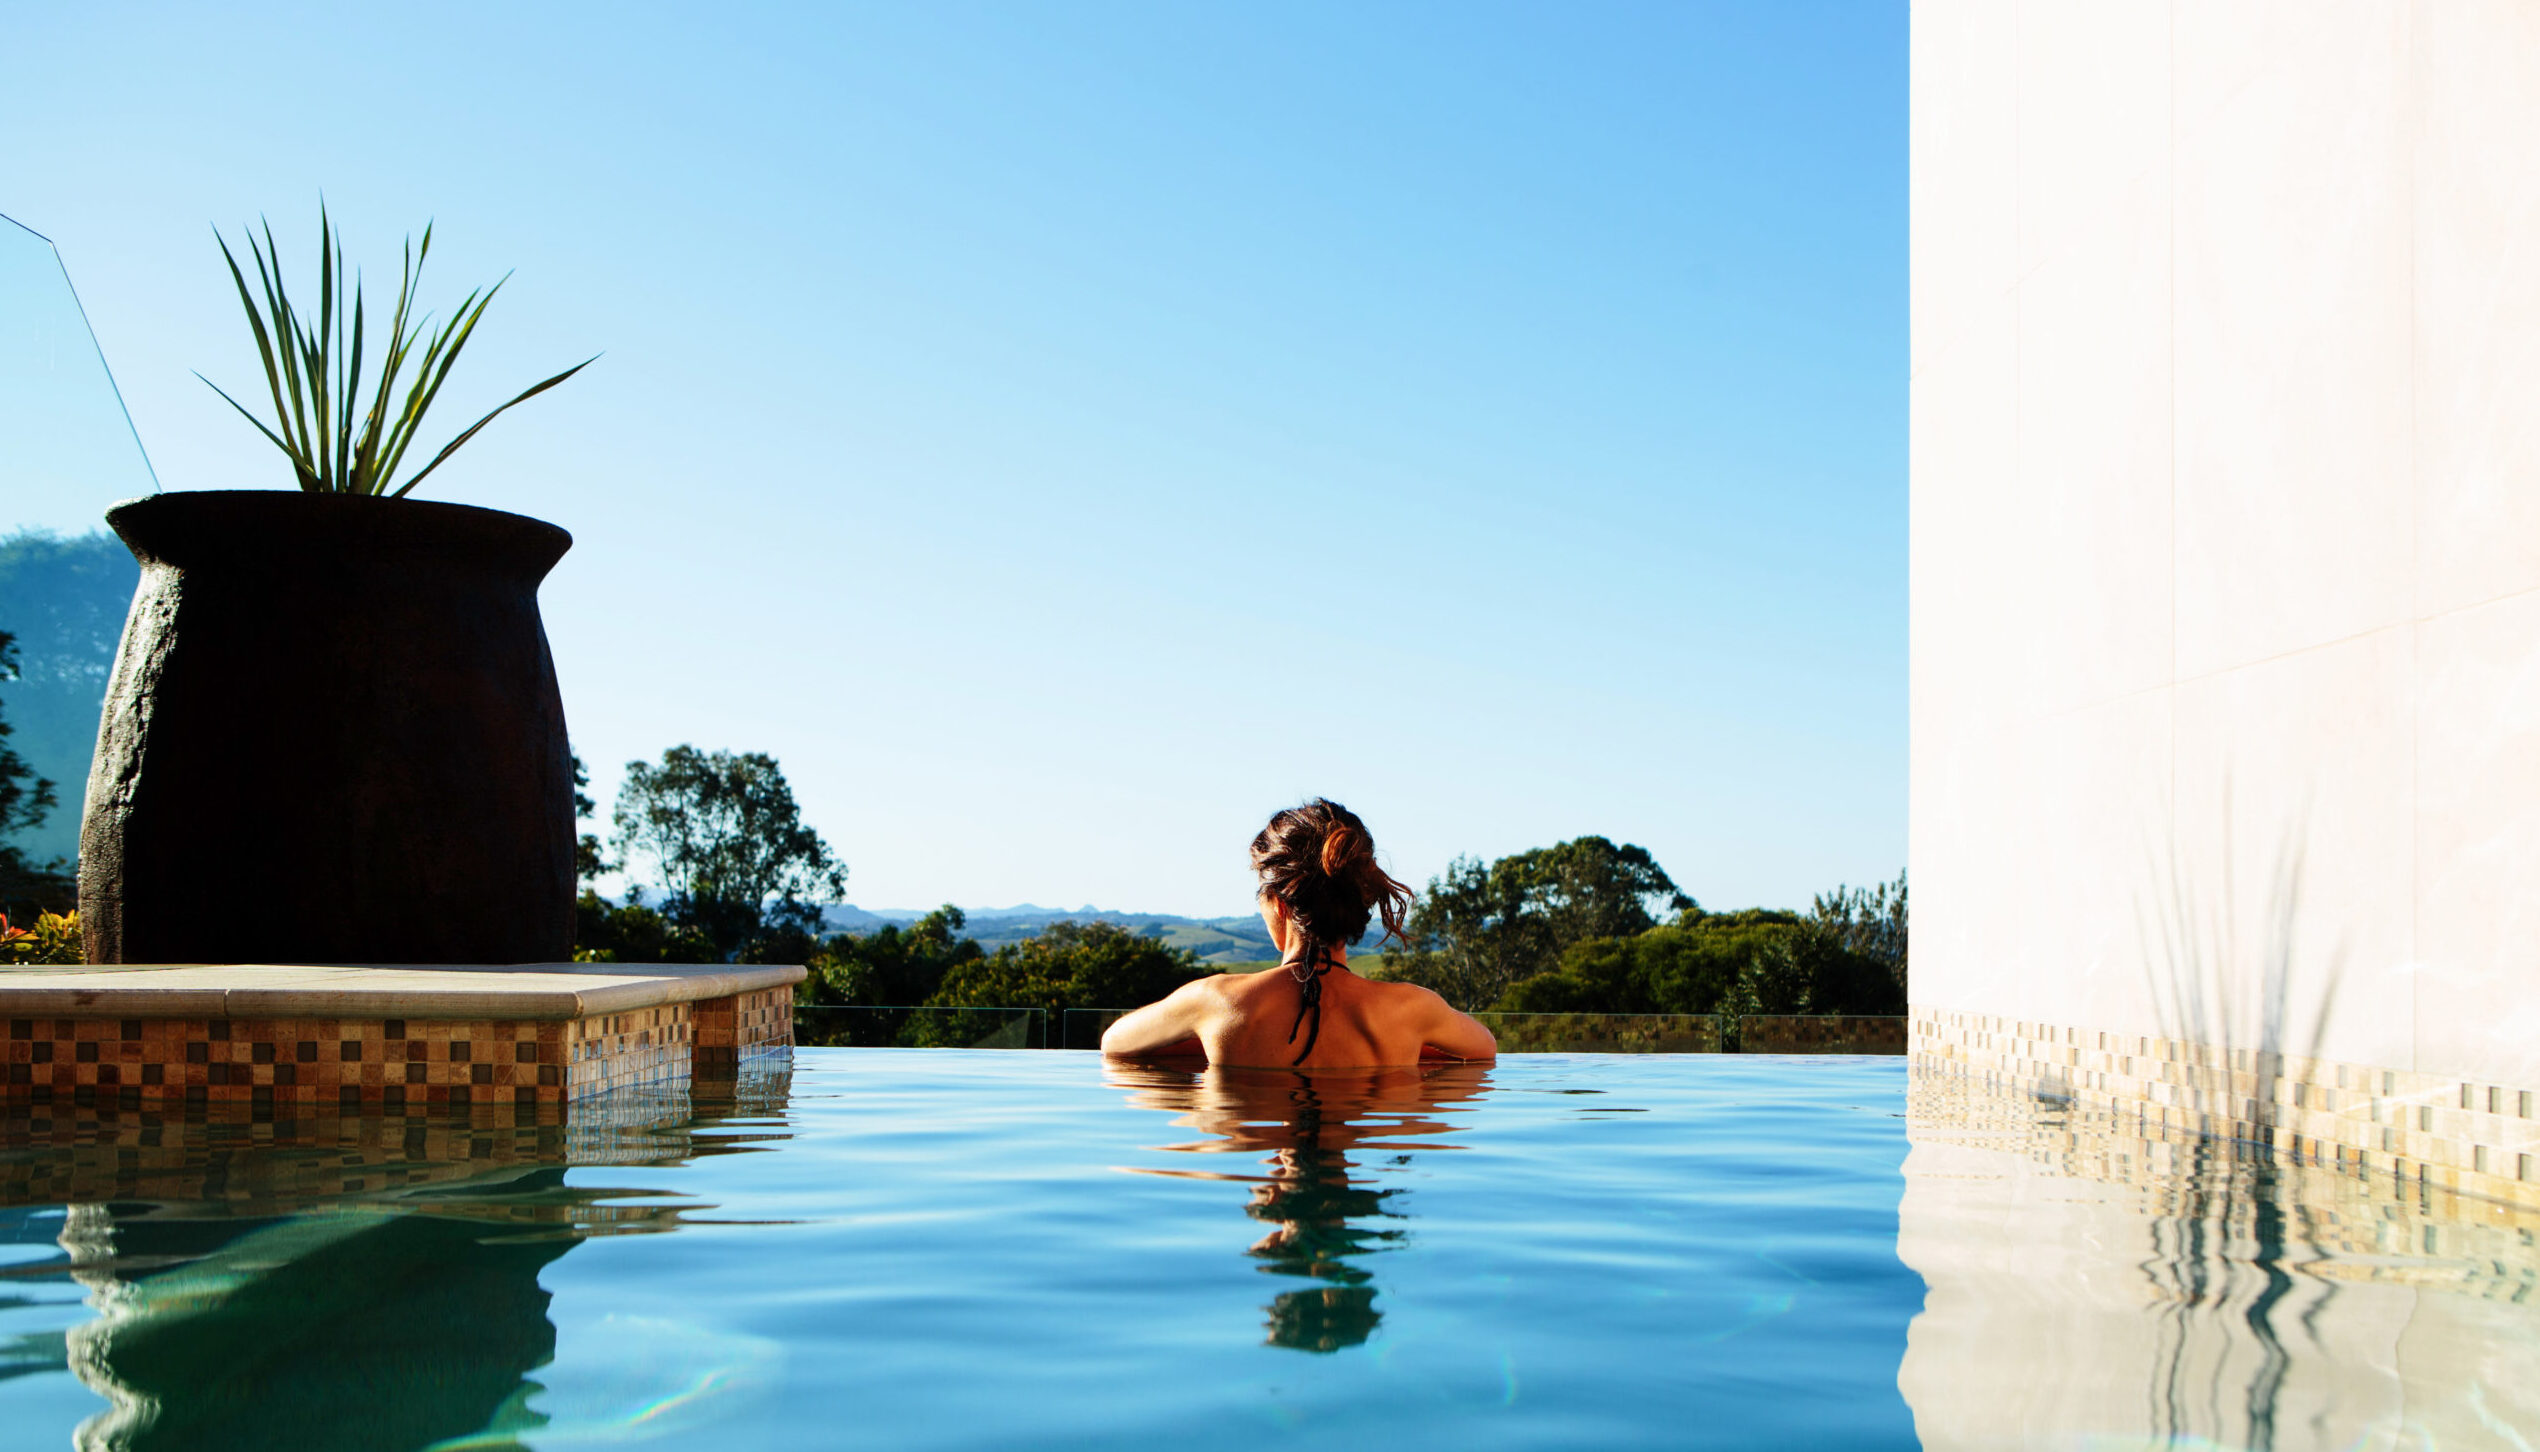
[
  {"left": 565, "top": 1002, "right": 693, "bottom": 1098},
  {"left": 2, "top": 990, "right": 794, "bottom": 1109},
  {"left": 1914, "top": 1006, "right": 2540, "bottom": 1212},
  {"left": 692, "top": 985, "right": 793, "bottom": 1068}
]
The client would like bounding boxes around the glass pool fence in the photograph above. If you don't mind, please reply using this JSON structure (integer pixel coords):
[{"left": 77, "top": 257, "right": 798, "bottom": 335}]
[{"left": 794, "top": 1005, "right": 1904, "bottom": 1055}]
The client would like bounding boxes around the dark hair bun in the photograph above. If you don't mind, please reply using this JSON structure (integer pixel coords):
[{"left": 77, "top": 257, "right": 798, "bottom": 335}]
[{"left": 1251, "top": 799, "right": 1412, "bottom": 960}]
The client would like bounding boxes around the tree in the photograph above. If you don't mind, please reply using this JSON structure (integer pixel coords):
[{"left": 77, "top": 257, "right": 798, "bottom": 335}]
[
  {"left": 0, "top": 530, "right": 137, "bottom": 870},
  {"left": 1493, "top": 909, "right": 1798, "bottom": 1016},
  {"left": 1805, "top": 873, "right": 1907, "bottom": 1000},
  {"left": 0, "top": 630, "right": 70, "bottom": 918},
  {"left": 1488, "top": 892, "right": 1908, "bottom": 1021},
  {"left": 805, "top": 907, "right": 983, "bottom": 1007},
  {"left": 572, "top": 887, "right": 717, "bottom": 964},
  {"left": 794, "top": 906, "right": 988, "bottom": 1046},
  {"left": 611, "top": 745, "right": 845, "bottom": 960},
  {"left": 910, "top": 920, "right": 1209, "bottom": 1046},
  {"left": 1376, "top": 836, "right": 1692, "bottom": 1010},
  {"left": 569, "top": 751, "right": 612, "bottom": 885}
]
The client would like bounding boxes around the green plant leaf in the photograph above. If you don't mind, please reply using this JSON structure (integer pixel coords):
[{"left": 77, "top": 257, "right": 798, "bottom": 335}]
[
  {"left": 389, "top": 354, "right": 599, "bottom": 498},
  {"left": 201, "top": 208, "right": 587, "bottom": 497}
]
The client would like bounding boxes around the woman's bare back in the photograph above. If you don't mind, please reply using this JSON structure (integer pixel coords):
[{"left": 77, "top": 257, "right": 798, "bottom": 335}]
[
  {"left": 1107, "top": 799, "right": 1497, "bottom": 1067},
  {"left": 1103, "top": 963, "right": 1495, "bottom": 1068}
]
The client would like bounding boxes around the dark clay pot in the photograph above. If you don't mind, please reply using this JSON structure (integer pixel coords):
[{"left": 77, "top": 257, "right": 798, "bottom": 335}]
[{"left": 79, "top": 491, "right": 576, "bottom": 964}]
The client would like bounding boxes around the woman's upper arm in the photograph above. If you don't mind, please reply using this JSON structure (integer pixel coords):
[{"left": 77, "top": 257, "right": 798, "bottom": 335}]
[
  {"left": 1101, "top": 978, "right": 1217, "bottom": 1057},
  {"left": 1418, "top": 990, "right": 1498, "bottom": 1060}
]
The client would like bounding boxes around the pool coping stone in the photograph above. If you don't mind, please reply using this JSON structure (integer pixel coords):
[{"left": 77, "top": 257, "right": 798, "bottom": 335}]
[{"left": 0, "top": 962, "right": 804, "bottom": 1020}]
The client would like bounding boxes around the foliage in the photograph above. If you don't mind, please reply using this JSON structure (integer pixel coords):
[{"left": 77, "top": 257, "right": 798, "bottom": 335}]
[
  {"left": 1804, "top": 873, "right": 1907, "bottom": 997},
  {"left": 906, "top": 920, "right": 1209, "bottom": 1047},
  {"left": 569, "top": 751, "right": 611, "bottom": 885},
  {"left": 1375, "top": 836, "right": 1692, "bottom": 1010},
  {"left": 571, "top": 888, "right": 717, "bottom": 964},
  {"left": 201, "top": 207, "right": 592, "bottom": 497},
  {"left": 0, "top": 630, "right": 72, "bottom": 919},
  {"left": 793, "top": 906, "right": 988, "bottom": 1046},
  {"left": 612, "top": 745, "right": 845, "bottom": 961},
  {"left": 0, "top": 633, "right": 57, "bottom": 850},
  {"left": 803, "top": 906, "right": 983, "bottom": 1006},
  {"left": 1, "top": 910, "right": 82, "bottom": 965},
  {"left": 1493, "top": 909, "right": 1792, "bottom": 1015},
  {"left": 1488, "top": 895, "right": 1907, "bottom": 1024},
  {"left": 0, "top": 530, "right": 137, "bottom": 868}
]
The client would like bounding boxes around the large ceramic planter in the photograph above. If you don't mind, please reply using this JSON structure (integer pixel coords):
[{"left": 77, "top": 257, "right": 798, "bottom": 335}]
[{"left": 79, "top": 491, "right": 576, "bottom": 964}]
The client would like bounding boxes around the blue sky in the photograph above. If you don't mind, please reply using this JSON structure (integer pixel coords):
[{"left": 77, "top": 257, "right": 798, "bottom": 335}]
[{"left": 2, "top": 1, "right": 1905, "bottom": 916}]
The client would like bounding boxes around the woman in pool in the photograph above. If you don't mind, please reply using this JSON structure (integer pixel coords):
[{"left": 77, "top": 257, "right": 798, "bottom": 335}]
[{"left": 1101, "top": 799, "right": 1498, "bottom": 1067}]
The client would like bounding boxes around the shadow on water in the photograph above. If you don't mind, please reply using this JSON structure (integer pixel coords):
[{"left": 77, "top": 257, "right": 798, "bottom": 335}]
[
  {"left": 0, "top": 1069, "right": 793, "bottom": 1451},
  {"left": 1104, "top": 1062, "right": 1491, "bottom": 1353}
]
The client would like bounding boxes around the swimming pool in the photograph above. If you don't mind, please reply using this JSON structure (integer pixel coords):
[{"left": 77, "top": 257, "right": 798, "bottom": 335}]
[{"left": 1, "top": 1051, "right": 2532, "bottom": 1448}]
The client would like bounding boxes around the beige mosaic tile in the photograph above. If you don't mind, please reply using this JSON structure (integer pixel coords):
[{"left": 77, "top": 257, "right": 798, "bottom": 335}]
[{"left": 1914, "top": 1006, "right": 2540, "bottom": 1211}]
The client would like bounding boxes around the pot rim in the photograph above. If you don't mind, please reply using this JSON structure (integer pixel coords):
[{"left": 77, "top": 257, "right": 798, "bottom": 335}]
[{"left": 104, "top": 489, "right": 572, "bottom": 578}]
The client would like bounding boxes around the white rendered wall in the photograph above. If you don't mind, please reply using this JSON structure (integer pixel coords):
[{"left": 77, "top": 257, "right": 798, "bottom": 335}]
[{"left": 1911, "top": 1, "right": 2540, "bottom": 1087}]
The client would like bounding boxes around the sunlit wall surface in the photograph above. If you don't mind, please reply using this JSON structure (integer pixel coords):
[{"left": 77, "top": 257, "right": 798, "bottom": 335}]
[{"left": 1909, "top": 5, "right": 2540, "bottom": 1100}]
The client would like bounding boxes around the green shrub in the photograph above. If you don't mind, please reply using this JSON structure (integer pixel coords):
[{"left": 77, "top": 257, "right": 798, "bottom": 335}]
[
  {"left": 894, "top": 920, "right": 1209, "bottom": 1046},
  {"left": 572, "top": 889, "right": 717, "bottom": 964},
  {"left": 1490, "top": 905, "right": 1901, "bottom": 1019}
]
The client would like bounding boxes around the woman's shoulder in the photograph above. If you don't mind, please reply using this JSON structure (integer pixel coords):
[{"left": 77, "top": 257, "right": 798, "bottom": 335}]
[{"left": 1343, "top": 971, "right": 1448, "bottom": 1008}]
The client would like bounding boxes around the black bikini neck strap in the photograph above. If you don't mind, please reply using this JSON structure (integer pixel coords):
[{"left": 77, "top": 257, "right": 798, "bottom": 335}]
[{"left": 1281, "top": 953, "right": 1336, "bottom": 1065}]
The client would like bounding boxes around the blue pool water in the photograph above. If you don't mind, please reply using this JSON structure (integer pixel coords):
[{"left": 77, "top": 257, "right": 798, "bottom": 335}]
[{"left": 3, "top": 1051, "right": 2535, "bottom": 1449}]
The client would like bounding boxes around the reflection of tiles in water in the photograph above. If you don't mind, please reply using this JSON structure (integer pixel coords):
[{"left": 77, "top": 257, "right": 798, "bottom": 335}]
[
  {"left": 1916, "top": 1007, "right": 2540, "bottom": 1211},
  {"left": 1902, "top": 1061, "right": 2540, "bottom": 1451},
  {"left": 0, "top": 1061, "right": 794, "bottom": 1216},
  {"left": 1909, "top": 1063, "right": 2540, "bottom": 1299}
]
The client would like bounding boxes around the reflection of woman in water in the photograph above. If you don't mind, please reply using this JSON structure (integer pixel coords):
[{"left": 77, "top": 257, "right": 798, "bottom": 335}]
[
  {"left": 1111, "top": 1061, "right": 1492, "bottom": 1352},
  {"left": 1101, "top": 799, "right": 1497, "bottom": 1067}
]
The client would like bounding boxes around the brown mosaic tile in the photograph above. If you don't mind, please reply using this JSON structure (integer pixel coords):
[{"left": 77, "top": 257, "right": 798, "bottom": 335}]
[{"left": 0, "top": 987, "right": 791, "bottom": 1109}]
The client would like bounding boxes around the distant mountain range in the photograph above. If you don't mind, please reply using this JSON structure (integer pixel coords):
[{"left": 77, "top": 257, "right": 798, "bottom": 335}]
[{"left": 821, "top": 904, "right": 1384, "bottom": 965}]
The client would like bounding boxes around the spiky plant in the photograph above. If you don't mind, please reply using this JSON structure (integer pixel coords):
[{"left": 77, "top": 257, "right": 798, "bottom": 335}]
[{"left": 201, "top": 206, "right": 593, "bottom": 497}]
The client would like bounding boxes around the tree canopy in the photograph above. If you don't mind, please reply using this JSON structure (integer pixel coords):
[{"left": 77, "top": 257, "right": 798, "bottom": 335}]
[
  {"left": 798, "top": 905, "right": 988, "bottom": 1045},
  {"left": 920, "top": 919, "right": 1207, "bottom": 1021},
  {"left": 0, "top": 630, "right": 69, "bottom": 916},
  {"left": 1377, "top": 836, "right": 1693, "bottom": 1010},
  {"left": 0, "top": 530, "right": 138, "bottom": 869},
  {"left": 611, "top": 745, "right": 845, "bottom": 960},
  {"left": 1489, "top": 876, "right": 1908, "bottom": 1020},
  {"left": 795, "top": 913, "right": 1209, "bottom": 1048},
  {"left": 570, "top": 751, "right": 611, "bottom": 885},
  {"left": 0, "top": 633, "right": 56, "bottom": 847},
  {"left": 571, "top": 888, "right": 717, "bottom": 965}
]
